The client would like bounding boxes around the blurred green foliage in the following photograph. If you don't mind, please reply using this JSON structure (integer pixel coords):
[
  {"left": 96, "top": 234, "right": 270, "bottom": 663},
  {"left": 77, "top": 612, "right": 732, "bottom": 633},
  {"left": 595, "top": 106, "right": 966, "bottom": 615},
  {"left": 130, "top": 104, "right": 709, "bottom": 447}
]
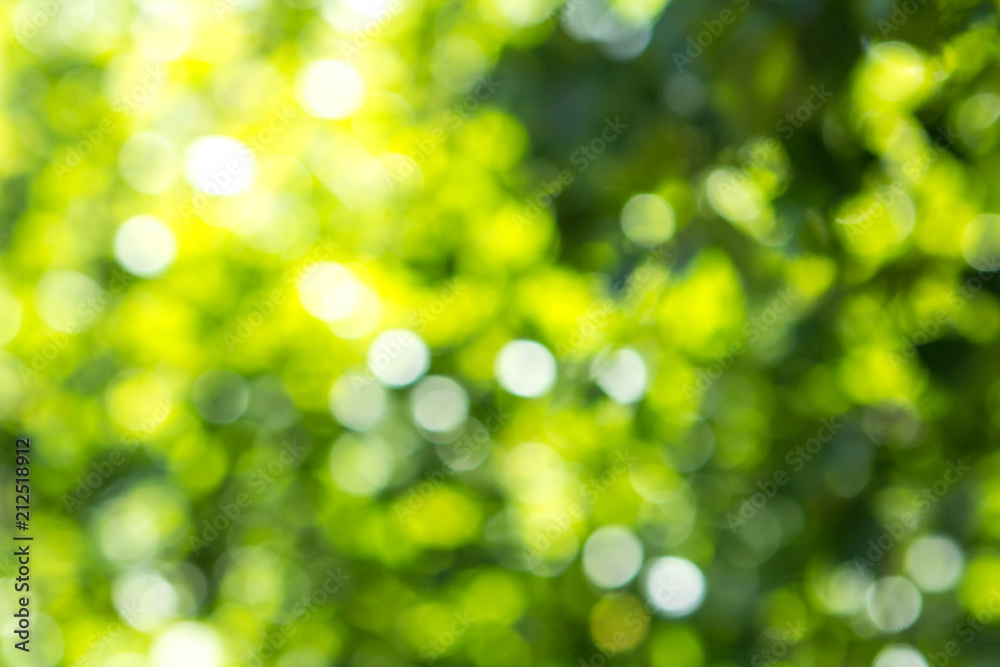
[{"left": 3, "top": 0, "right": 1000, "bottom": 667}]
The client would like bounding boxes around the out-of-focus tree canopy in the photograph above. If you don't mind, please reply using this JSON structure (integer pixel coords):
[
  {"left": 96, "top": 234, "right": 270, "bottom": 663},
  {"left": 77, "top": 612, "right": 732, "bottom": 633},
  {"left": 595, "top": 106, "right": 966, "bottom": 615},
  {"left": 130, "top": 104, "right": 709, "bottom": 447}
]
[{"left": 2, "top": 0, "right": 1000, "bottom": 666}]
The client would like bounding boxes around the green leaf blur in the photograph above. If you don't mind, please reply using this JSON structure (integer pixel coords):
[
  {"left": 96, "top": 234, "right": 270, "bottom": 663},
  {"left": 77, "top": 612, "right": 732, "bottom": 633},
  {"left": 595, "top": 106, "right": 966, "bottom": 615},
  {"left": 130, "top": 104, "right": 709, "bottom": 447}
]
[{"left": 1, "top": 1, "right": 1000, "bottom": 667}]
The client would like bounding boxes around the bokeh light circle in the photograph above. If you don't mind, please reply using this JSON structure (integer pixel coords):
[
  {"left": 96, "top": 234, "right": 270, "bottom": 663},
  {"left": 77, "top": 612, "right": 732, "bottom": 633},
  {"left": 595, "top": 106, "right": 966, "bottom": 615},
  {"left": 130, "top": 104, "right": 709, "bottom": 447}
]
[
  {"left": 866, "top": 577, "right": 922, "bottom": 633},
  {"left": 184, "top": 136, "right": 257, "bottom": 196},
  {"left": 410, "top": 376, "right": 469, "bottom": 433},
  {"left": 367, "top": 329, "right": 430, "bottom": 387},
  {"left": 297, "top": 262, "right": 364, "bottom": 323},
  {"left": 114, "top": 215, "right": 177, "bottom": 278},
  {"left": 872, "top": 645, "right": 928, "bottom": 667},
  {"left": 620, "top": 193, "right": 675, "bottom": 247},
  {"left": 592, "top": 348, "right": 648, "bottom": 404},
  {"left": 192, "top": 370, "right": 250, "bottom": 424},
  {"left": 296, "top": 60, "right": 366, "bottom": 119},
  {"left": 329, "top": 373, "right": 387, "bottom": 430},
  {"left": 151, "top": 622, "right": 223, "bottom": 667},
  {"left": 582, "top": 525, "right": 644, "bottom": 589},
  {"left": 904, "top": 535, "right": 964, "bottom": 593},
  {"left": 132, "top": 3, "right": 193, "bottom": 62},
  {"left": 643, "top": 556, "right": 706, "bottom": 618},
  {"left": 495, "top": 339, "right": 557, "bottom": 398},
  {"left": 961, "top": 214, "right": 1000, "bottom": 272}
]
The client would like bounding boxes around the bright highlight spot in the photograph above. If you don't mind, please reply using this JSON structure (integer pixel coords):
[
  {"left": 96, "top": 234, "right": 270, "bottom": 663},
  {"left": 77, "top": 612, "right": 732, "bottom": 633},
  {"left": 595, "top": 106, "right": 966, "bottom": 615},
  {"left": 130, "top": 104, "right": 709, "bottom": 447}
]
[
  {"left": 132, "top": 3, "right": 193, "bottom": 62},
  {"left": 297, "top": 262, "right": 364, "bottom": 323},
  {"left": 643, "top": 556, "right": 705, "bottom": 618},
  {"left": 151, "top": 622, "right": 224, "bottom": 667},
  {"left": 410, "top": 376, "right": 469, "bottom": 433},
  {"left": 866, "top": 576, "right": 922, "bottom": 633},
  {"left": 184, "top": 135, "right": 256, "bottom": 196},
  {"left": 592, "top": 348, "right": 648, "bottom": 404},
  {"left": 296, "top": 60, "right": 366, "bottom": 120},
  {"left": 904, "top": 535, "right": 964, "bottom": 593},
  {"left": 329, "top": 373, "right": 386, "bottom": 430},
  {"left": 343, "top": 0, "right": 397, "bottom": 20},
  {"left": 866, "top": 42, "right": 927, "bottom": 103},
  {"left": 582, "top": 525, "right": 644, "bottom": 589},
  {"left": 114, "top": 215, "right": 177, "bottom": 278},
  {"left": 495, "top": 339, "right": 557, "bottom": 398},
  {"left": 367, "top": 329, "right": 430, "bottom": 387},
  {"left": 620, "top": 194, "right": 675, "bottom": 247},
  {"left": 113, "top": 569, "right": 180, "bottom": 631},
  {"left": 872, "top": 645, "right": 928, "bottom": 667}
]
